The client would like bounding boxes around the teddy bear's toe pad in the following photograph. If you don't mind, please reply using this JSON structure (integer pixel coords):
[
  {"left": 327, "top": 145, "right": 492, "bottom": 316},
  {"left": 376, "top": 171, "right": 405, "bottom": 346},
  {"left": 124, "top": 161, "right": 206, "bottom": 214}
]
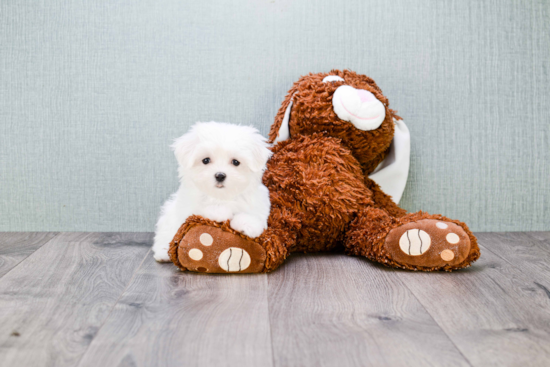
[
  {"left": 385, "top": 219, "right": 470, "bottom": 268},
  {"left": 177, "top": 225, "right": 266, "bottom": 273}
]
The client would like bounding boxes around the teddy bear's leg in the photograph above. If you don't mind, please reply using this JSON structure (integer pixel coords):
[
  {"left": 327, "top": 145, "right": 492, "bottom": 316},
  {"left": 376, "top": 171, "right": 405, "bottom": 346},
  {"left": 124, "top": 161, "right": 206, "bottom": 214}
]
[
  {"left": 363, "top": 178, "right": 407, "bottom": 218},
  {"left": 168, "top": 215, "right": 291, "bottom": 273},
  {"left": 344, "top": 207, "right": 480, "bottom": 271}
]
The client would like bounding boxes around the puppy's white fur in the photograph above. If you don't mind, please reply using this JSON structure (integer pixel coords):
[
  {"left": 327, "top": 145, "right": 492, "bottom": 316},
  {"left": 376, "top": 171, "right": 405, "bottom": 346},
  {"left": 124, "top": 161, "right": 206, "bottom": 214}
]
[{"left": 152, "top": 122, "right": 272, "bottom": 262}]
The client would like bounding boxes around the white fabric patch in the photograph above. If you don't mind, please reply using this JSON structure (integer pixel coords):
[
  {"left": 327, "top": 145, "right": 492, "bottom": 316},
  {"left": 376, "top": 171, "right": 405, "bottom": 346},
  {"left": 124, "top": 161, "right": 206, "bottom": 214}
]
[
  {"left": 274, "top": 99, "right": 293, "bottom": 143},
  {"left": 218, "top": 247, "right": 251, "bottom": 272},
  {"left": 200, "top": 233, "right": 213, "bottom": 246},
  {"left": 436, "top": 222, "right": 448, "bottom": 229},
  {"left": 369, "top": 119, "right": 411, "bottom": 204},
  {"left": 189, "top": 248, "right": 203, "bottom": 260},
  {"left": 332, "top": 85, "right": 386, "bottom": 131},
  {"left": 446, "top": 233, "right": 460, "bottom": 244},
  {"left": 322, "top": 75, "right": 345, "bottom": 83},
  {"left": 399, "top": 229, "right": 431, "bottom": 255},
  {"left": 441, "top": 249, "right": 455, "bottom": 261}
]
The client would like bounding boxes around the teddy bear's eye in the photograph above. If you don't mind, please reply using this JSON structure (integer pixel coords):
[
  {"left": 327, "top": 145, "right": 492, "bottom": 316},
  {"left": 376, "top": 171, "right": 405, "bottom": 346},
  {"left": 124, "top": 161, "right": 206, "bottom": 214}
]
[
  {"left": 322, "top": 75, "right": 345, "bottom": 83},
  {"left": 232, "top": 159, "right": 240, "bottom": 166},
  {"left": 202, "top": 158, "right": 211, "bottom": 164}
]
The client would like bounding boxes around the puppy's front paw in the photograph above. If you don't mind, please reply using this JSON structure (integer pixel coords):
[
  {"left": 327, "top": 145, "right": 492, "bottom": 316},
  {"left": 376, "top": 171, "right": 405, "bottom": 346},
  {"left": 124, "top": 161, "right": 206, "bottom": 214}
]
[
  {"left": 201, "top": 205, "right": 234, "bottom": 223},
  {"left": 153, "top": 249, "right": 171, "bottom": 262},
  {"left": 152, "top": 242, "right": 171, "bottom": 262},
  {"left": 230, "top": 214, "right": 266, "bottom": 238}
]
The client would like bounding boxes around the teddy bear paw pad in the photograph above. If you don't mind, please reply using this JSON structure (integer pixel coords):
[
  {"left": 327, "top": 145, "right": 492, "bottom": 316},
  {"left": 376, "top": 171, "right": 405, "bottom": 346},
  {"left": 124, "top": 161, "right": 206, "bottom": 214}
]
[
  {"left": 385, "top": 219, "right": 470, "bottom": 269},
  {"left": 177, "top": 226, "right": 266, "bottom": 273}
]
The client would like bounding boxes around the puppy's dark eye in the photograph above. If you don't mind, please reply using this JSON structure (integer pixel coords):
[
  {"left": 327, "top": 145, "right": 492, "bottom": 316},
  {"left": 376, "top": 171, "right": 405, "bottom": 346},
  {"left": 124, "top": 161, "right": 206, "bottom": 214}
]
[
  {"left": 202, "top": 158, "right": 211, "bottom": 164},
  {"left": 232, "top": 159, "right": 240, "bottom": 166}
]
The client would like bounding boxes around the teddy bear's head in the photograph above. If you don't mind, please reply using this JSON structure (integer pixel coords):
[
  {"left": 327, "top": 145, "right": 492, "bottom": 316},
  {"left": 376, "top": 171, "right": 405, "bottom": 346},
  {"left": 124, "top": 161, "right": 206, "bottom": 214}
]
[{"left": 268, "top": 70, "right": 399, "bottom": 173}]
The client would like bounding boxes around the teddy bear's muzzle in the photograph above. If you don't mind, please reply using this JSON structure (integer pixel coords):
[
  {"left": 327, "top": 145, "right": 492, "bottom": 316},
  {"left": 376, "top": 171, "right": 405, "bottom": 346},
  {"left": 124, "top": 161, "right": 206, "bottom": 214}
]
[{"left": 332, "top": 85, "right": 386, "bottom": 131}]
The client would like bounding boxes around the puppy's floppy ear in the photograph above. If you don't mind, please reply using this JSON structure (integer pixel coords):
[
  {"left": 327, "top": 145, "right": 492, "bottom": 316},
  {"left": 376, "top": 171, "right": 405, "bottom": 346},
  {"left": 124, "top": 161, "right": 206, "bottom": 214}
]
[
  {"left": 244, "top": 128, "right": 273, "bottom": 172},
  {"left": 171, "top": 128, "right": 198, "bottom": 169}
]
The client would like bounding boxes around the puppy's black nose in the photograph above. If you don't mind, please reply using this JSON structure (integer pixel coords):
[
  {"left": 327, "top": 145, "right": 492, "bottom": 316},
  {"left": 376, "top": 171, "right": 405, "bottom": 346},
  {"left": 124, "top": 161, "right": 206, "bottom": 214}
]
[{"left": 215, "top": 172, "right": 226, "bottom": 182}]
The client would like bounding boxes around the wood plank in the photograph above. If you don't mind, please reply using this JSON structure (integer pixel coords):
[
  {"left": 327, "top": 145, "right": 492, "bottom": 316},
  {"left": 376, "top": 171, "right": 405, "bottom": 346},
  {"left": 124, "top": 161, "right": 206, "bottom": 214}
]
[
  {"left": 0, "top": 232, "right": 59, "bottom": 278},
  {"left": 0, "top": 232, "right": 152, "bottom": 367},
  {"left": 267, "top": 253, "right": 470, "bottom": 367},
  {"left": 476, "top": 232, "right": 550, "bottom": 285},
  {"left": 395, "top": 233, "right": 550, "bottom": 367},
  {"left": 526, "top": 232, "right": 550, "bottom": 243},
  {"left": 526, "top": 232, "right": 550, "bottom": 242},
  {"left": 77, "top": 251, "right": 273, "bottom": 367}
]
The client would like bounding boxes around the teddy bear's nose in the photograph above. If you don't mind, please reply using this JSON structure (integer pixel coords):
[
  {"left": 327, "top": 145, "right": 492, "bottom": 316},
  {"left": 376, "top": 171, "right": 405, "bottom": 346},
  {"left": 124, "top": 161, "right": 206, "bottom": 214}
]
[
  {"left": 357, "top": 89, "right": 376, "bottom": 103},
  {"left": 332, "top": 85, "right": 386, "bottom": 131}
]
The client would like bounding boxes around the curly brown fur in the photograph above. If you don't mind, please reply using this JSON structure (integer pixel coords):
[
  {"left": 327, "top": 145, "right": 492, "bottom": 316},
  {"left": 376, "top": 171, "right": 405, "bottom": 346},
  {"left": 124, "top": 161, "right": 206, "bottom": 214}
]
[
  {"left": 263, "top": 133, "right": 374, "bottom": 253},
  {"left": 363, "top": 177, "right": 407, "bottom": 218},
  {"left": 259, "top": 228, "right": 290, "bottom": 272}
]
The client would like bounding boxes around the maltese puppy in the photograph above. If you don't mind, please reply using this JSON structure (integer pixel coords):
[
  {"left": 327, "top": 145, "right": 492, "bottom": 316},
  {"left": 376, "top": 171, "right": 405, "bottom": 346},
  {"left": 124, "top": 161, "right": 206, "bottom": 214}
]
[{"left": 152, "top": 121, "right": 272, "bottom": 262}]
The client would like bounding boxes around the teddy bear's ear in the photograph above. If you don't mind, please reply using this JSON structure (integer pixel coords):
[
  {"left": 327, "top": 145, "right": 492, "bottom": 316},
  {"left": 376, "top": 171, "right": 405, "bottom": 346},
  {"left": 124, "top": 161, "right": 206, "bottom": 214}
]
[
  {"left": 368, "top": 119, "right": 410, "bottom": 204},
  {"left": 273, "top": 99, "right": 292, "bottom": 143},
  {"left": 268, "top": 87, "right": 297, "bottom": 143}
]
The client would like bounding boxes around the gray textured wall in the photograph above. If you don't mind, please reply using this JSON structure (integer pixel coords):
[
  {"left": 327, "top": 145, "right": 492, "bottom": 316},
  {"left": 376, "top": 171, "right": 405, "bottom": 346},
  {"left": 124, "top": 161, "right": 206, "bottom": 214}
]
[{"left": 1, "top": 0, "right": 549, "bottom": 232}]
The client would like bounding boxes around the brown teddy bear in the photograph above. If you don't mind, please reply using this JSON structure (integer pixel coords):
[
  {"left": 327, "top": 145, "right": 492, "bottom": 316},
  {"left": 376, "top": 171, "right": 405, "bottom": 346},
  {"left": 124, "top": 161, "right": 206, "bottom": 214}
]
[{"left": 168, "top": 70, "right": 480, "bottom": 273}]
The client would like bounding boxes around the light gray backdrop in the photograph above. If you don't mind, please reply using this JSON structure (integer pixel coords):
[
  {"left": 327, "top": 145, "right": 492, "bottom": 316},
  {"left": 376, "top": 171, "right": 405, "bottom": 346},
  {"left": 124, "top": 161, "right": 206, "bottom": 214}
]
[{"left": 1, "top": 0, "right": 549, "bottom": 232}]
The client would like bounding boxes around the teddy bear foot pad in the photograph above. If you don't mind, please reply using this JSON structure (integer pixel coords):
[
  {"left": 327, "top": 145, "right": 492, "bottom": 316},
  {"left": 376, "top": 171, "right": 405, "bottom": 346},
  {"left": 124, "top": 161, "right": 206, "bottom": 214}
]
[
  {"left": 384, "top": 219, "right": 471, "bottom": 269},
  {"left": 177, "top": 225, "right": 266, "bottom": 273}
]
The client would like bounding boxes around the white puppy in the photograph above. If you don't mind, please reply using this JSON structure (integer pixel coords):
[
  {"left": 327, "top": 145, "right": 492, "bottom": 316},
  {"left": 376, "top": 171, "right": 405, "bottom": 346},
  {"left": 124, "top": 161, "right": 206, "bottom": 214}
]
[{"left": 152, "top": 121, "right": 272, "bottom": 262}]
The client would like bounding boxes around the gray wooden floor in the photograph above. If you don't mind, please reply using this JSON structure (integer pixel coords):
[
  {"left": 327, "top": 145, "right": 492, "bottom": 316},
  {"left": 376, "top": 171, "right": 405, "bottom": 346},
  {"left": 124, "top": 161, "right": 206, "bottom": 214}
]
[{"left": 0, "top": 232, "right": 549, "bottom": 367}]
